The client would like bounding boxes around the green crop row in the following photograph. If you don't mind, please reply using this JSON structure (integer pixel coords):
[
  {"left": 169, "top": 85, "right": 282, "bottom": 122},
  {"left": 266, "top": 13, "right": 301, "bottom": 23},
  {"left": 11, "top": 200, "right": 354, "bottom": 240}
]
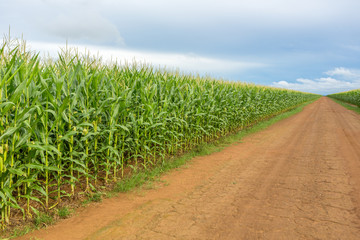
[
  {"left": 328, "top": 89, "right": 360, "bottom": 107},
  {"left": 0, "top": 38, "right": 320, "bottom": 228}
]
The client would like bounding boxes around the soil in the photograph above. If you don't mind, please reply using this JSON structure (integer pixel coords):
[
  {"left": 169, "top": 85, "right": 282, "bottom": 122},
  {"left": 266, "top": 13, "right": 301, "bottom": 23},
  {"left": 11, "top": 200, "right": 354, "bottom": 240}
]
[{"left": 17, "top": 97, "right": 360, "bottom": 240}]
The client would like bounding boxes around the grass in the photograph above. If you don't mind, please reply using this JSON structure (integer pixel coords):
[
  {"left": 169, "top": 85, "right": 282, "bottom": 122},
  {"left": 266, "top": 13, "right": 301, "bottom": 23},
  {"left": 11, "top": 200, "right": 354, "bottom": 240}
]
[
  {"left": 34, "top": 213, "right": 53, "bottom": 228},
  {"left": 81, "top": 192, "right": 103, "bottom": 206},
  {"left": 6, "top": 225, "right": 32, "bottom": 239},
  {"left": 57, "top": 207, "right": 71, "bottom": 219},
  {"left": 88, "top": 193, "right": 102, "bottom": 203},
  {"left": 1, "top": 98, "right": 317, "bottom": 239},
  {"left": 329, "top": 97, "right": 360, "bottom": 114}
]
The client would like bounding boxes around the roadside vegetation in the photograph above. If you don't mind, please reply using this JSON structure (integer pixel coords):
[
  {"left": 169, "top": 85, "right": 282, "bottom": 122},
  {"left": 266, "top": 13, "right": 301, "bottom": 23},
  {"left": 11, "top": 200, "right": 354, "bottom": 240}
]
[
  {"left": 0, "top": 37, "right": 320, "bottom": 234},
  {"left": 328, "top": 98, "right": 360, "bottom": 114},
  {"left": 328, "top": 89, "right": 360, "bottom": 107}
]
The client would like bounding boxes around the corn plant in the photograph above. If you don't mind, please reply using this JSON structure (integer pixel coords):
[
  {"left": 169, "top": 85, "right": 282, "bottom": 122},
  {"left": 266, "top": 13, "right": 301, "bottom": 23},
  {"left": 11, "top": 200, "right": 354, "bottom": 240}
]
[
  {"left": 0, "top": 37, "right": 320, "bottom": 229},
  {"left": 328, "top": 89, "right": 360, "bottom": 107}
]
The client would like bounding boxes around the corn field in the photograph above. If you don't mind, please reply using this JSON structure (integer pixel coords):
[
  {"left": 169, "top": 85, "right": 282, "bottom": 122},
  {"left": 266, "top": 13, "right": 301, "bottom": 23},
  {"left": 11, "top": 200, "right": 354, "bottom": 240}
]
[
  {"left": 328, "top": 89, "right": 360, "bottom": 107},
  {"left": 0, "top": 38, "right": 320, "bottom": 228}
]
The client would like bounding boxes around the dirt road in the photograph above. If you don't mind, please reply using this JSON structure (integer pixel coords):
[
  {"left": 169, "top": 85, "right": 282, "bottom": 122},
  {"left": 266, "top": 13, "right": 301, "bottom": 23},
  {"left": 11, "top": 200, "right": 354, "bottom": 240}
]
[{"left": 19, "top": 97, "right": 360, "bottom": 240}]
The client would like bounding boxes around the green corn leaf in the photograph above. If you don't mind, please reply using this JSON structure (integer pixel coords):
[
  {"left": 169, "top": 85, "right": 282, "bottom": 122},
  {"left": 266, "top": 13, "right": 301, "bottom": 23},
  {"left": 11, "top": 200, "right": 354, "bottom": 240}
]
[
  {"left": 7, "top": 167, "right": 26, "bottom": 176},
  {"left": 24, "top": 163, "right": 45, "bottom": 171},
  {"left": 32, "top": 184, "right": 47, "bottom": 197},
  {"left": 0, "top": 126, "right": 20, "bottom": 142},
  {"left": 20, "top": 194, "right": 42, "bottom": 203}
]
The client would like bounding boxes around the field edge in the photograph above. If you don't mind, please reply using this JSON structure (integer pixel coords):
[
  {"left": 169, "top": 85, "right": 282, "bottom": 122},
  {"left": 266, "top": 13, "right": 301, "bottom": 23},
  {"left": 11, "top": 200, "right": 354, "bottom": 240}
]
[
  {"left": 327, "top": 97, "right": 360, "bottom": 114},
  {"left": 3, "top": 98, "right": 319, "bottom": 239}
]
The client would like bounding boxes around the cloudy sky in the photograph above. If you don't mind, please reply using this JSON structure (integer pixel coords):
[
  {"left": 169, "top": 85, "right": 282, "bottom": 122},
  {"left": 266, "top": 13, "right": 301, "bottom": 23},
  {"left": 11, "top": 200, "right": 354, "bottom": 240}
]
[{"left": 1, "top": 0, "right": 360, "bottom": 95}]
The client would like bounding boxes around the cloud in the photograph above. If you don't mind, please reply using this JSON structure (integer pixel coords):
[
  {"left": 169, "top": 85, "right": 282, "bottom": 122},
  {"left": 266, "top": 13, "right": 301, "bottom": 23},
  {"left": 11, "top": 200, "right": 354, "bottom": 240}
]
[
  {"left": 44, "top": 10, "right": 124, "bottom": 45},
  {"left": 2, "top": 0, "right": 360, "bottom": 97},
  {"left": 28, "top": 41, "right": 265, "bottom": 77},
  {"left": 272, "top": 67, "right": 360, "bottom": 94},
  {"left": 325, "top": 67, "right": 360, "bottom": 79}
]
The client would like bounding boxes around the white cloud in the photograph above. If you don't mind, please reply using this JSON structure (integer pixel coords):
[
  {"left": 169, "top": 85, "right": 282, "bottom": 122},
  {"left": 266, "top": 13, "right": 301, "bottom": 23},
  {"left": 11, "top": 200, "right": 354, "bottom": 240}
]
[
  {"left": 272, "top": 67, "right": 360, "bottom": 94},
  {"left": 44, "top": 10, "right": 124, "bottom": 45},
  {"left": 325, "top": 67, "right": 360, "bottom": 80},
  {"left": 99, "top": 0, "right": 355, "bottom": 24},
  {"left": 28, "top": 41, "right": 264, "bottom": 76},
  {"left": 2, "top": 0, "right": 360, "bottom": 97}
]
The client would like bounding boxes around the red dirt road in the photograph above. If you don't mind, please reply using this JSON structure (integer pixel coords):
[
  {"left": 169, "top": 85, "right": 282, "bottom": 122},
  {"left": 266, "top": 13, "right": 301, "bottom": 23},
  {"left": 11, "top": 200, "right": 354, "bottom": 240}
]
[{"left": 19, "top": 97, "right": 360, "bottom": 239}]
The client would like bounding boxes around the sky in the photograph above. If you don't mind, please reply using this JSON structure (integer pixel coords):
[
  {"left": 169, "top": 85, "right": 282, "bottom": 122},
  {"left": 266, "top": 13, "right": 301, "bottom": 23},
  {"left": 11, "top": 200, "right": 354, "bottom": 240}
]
[{"left": 1, "top": 0, "right": 360, "bottom": 95}]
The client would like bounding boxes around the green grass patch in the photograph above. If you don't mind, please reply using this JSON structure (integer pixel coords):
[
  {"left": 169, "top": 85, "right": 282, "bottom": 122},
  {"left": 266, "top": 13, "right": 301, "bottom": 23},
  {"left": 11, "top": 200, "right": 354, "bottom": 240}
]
[
  {"left": 34, "top": 213, "right": 53, "bottom": 229},
  {"left": 57, "top": 207, "right": 72, "bottom": 219},
  {"left": 81, "top": 192, "right": 103, "bottom": 206},
  {"left": 6, "top": 225, "right": 32, "bottom": 239}
]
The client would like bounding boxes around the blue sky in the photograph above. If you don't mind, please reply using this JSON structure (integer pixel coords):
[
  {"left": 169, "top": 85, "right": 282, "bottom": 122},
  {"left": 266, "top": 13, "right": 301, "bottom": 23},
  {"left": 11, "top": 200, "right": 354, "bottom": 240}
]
[{"left": 1, "top": 0, "right": 360, "bottom": 95}]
